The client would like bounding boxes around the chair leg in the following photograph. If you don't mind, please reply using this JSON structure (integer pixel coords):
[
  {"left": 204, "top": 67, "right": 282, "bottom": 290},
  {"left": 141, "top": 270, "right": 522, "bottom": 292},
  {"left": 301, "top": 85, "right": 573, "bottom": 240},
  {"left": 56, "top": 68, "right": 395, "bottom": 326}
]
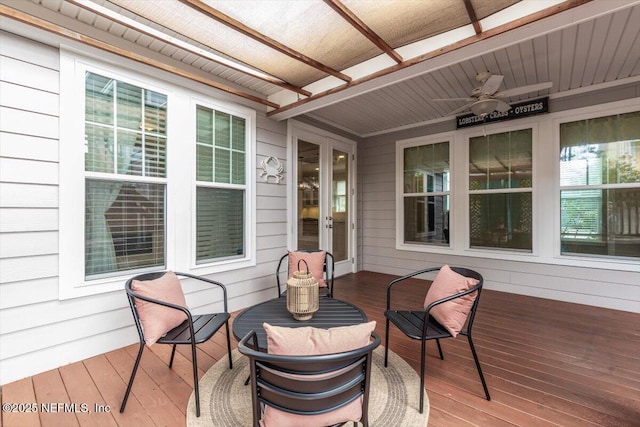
[
  {"left": 436, "top": 339, "right": 444, "bottom": 360},
  {"left": 168, "top": 344, "right": 177, "bottom": 368},
  {"left": 120, "top": 342, "right": 145, "bottom": 413},
  {"left": 191, "top": 341, "right": 201, "bottom": 417},
  {"left": 384, "top": 318, "right": 390, "bottom": 367},
  {"left": 419, "top": 339, "right": 427, "bottom": 414},
  {"left": 467, "top": 334, "right": 491, "bottom": 401},
  {"left": 225, "top": 321, "right": 233, "bottom": 369}
]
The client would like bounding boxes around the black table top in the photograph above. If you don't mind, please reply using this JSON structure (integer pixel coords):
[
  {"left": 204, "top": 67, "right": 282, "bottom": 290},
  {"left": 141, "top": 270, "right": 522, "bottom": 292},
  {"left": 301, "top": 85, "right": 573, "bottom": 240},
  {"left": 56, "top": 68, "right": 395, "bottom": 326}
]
[{"left": 232, "top": 297, "right": 367, "bottom": 350}]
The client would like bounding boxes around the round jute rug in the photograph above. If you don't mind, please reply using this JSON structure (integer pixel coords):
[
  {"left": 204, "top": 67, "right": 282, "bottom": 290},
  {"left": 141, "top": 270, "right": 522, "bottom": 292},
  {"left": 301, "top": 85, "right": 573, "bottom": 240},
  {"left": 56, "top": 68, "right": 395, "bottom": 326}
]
[{"left": 187, "top": 346, "right": 429, "bottom": 427}]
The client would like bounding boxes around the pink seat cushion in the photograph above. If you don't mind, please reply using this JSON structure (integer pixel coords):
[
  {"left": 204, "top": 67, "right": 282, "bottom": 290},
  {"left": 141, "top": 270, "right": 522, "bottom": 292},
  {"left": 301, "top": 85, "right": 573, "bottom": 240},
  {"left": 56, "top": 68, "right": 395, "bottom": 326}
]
[
  {"left": 260, "top": 321, "right": 376, "bottom": 427},
  {"left": 423, "top": 265, "right": 479, "bottom": 337},
  {"left": 131, "top": 271, "right": 188, "bottom": 346}
]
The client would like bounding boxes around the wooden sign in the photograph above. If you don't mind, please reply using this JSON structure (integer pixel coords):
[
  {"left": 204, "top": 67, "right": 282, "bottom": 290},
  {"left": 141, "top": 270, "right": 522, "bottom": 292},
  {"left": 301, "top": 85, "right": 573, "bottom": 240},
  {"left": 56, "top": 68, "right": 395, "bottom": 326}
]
[{"left": 456, "top": 97, "right": 549, "bottom": 128}]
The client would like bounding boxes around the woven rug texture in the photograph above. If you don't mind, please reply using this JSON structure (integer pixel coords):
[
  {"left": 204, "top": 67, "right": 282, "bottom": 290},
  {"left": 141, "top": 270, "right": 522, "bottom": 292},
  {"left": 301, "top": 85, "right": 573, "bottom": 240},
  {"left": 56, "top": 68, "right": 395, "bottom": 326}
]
[{"left": 187, "top": 346, "right": 430, "bottom": 427}]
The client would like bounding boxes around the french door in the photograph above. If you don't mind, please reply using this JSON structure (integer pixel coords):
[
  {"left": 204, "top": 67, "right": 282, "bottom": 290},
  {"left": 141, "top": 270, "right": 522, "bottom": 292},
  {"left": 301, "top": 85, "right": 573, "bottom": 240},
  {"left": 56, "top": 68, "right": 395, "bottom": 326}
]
[{"left": 291, "top": 124, "right": 356, "bottom": 277}]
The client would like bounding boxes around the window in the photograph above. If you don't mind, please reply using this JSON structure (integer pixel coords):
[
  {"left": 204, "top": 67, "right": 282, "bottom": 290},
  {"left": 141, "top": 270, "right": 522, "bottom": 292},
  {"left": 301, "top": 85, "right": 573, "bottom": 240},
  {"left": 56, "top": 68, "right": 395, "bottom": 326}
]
[
  {"left": 402, "top": 141, "right": 450, "bottom": 245},
  {"left": 559, "top": 111, "right": 640, "bottom": 259},
  {"left": 60, "top": 53, "right": 255, "bottom": 299},
  {"left": 468, "top": 128, "right": 533, "bottom": 251},
  {"left": 195, "top": 106, "right": 246, "bottom": 262},
  {"left": 84, "top": 72, "right": 167, "bottom": 279}
]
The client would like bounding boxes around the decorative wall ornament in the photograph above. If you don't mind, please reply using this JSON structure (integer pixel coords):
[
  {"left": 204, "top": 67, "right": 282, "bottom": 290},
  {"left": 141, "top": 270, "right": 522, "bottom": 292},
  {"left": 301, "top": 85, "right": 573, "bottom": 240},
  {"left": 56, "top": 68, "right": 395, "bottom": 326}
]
[{"left": 260, "top": 156, "right": 284, "bottom": 183}]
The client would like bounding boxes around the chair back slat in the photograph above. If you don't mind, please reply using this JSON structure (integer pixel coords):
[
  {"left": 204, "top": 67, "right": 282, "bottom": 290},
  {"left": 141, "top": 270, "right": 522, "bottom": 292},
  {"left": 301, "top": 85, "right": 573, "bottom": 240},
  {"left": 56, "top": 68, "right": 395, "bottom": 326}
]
[{"left": 239, "top": 331, "right": 380, "bottom": 424}]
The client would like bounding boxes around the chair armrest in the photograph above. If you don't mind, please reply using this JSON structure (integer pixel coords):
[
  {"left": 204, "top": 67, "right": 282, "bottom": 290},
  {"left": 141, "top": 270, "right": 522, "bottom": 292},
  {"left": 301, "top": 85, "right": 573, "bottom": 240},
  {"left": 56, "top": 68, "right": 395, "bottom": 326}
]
[
  {"left": 386, "top": 267, "right": 441, "bottom": 310},
  {"left": 423, "top": 282, "right": 482, "bottom": 314},
  {"left": 174, "top": 271, "right": 229, "bottom": 313},
  {"left": 125, "top": 287, "right": 194, "bottom": 324},
  {"left": 238, "top": 330, "right": 263, "bottom": 355}
]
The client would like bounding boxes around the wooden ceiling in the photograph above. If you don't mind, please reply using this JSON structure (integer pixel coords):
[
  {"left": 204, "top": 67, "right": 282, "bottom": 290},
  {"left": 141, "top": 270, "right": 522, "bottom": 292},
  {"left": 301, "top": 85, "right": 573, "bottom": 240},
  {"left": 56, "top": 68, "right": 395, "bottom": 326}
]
[{"left": 1, "top": 0, "right": 639, "bottom": 136}]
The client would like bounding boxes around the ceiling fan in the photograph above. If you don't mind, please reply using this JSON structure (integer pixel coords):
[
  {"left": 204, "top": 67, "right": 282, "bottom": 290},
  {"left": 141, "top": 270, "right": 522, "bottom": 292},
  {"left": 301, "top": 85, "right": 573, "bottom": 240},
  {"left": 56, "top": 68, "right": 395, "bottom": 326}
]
[{"left": 434, "top": 72, "right": 553, "bottom": 117}]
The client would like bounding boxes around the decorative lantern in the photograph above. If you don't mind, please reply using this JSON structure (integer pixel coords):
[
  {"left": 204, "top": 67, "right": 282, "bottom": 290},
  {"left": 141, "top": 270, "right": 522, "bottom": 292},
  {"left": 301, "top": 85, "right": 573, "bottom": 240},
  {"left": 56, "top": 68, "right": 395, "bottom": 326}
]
[{"left": 286, "top": 259, "right": 319, "bottom": 320}]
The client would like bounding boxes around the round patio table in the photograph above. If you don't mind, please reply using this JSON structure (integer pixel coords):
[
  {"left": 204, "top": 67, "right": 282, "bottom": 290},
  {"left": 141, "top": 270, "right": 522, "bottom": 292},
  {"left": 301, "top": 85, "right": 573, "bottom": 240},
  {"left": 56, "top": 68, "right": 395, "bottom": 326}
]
[{"left": 232, "top": 297, "right": 367, "bottom": 350}]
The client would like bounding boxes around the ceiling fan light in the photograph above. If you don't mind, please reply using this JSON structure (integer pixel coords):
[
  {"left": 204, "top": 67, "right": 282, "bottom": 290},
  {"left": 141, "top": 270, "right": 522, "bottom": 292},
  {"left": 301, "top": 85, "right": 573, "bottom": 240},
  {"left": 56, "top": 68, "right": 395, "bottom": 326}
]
[{"left": 471, "top": 98, "right": 499, "bottom": 117}]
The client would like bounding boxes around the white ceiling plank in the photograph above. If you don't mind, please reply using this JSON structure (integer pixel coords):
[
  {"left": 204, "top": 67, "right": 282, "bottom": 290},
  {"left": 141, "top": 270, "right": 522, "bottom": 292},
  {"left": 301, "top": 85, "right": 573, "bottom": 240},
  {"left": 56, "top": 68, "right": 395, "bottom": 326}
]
[
  {"left": 581, "top": 13, "right": 610, "bottom": 87},
  {"left": 569, "top": 20, "right": 593, "bottom": 89},
  {"left": 607, "top": 7, "right": 640, "bottom": 81},
  {"left": 559, "top": 24, "right": 577, "bottom": 92},
  {"left": 505, "top": 43, "right": 527, "bottom": 90},
  {"left": 518, "top": 39, "right": 537, "bottom": 87},
  {"left": 532, "top": 35, "right": 549, "bottom": 86},
  {"left": 592, "top": 10, "right": 629, "bottom": 84}
]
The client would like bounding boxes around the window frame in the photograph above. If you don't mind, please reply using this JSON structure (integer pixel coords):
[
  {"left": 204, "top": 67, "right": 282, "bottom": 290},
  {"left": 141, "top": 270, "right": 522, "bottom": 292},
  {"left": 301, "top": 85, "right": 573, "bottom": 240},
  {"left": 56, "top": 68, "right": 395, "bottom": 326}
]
[
  {"left": 395, "top": 99, "right": 639, "bottom": 272},
  {"left": 189, "top": 97, "right": 255, "bottom": 271},
  {"left": 59, "top": 51, "right": 256, "bottom": 299},
  {"left": 466, "top": 126, "right": 535, "bottom": 253},
  {"left": 553, "top": 101, "right": 640, "bottom": 265},
  {"left": 396, "top": 133, "right": 455, "bottom": 252}
]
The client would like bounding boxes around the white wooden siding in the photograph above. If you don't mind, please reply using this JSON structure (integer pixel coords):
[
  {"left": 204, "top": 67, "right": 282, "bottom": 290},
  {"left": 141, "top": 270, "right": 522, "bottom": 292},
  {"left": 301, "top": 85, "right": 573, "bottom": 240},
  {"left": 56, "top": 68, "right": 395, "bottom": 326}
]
[
  {"left": 358, "top": 106, "right": 640, "bottom": 314},
  {"left": 0, "top": 31, "right": 289, "bottom": 385}
]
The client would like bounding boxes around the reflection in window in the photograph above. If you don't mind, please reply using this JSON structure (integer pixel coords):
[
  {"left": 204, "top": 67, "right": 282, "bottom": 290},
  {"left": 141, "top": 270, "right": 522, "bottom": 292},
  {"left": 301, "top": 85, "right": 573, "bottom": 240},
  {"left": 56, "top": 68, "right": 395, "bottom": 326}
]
[
  {"left": 84, "top": 72, "right": 167, "bottom": 278},
  {"left": 403, "top": 141, "right": 450, "bottom": 245},
  {"left": 469, "top": 129, "right": 532, "bottom": 251},
  {"left": 560, "top": 111, "right": 640, "bottom": 258},
  {"left": 333, "top": 180, "right": 347, "bottom": 213}
]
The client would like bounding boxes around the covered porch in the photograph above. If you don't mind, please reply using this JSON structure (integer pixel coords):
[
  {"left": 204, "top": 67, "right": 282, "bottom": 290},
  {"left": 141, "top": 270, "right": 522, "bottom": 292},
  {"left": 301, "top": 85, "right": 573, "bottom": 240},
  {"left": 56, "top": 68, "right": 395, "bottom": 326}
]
[{"left": 2, "top": 271, "right": 639, "bottom": 427}]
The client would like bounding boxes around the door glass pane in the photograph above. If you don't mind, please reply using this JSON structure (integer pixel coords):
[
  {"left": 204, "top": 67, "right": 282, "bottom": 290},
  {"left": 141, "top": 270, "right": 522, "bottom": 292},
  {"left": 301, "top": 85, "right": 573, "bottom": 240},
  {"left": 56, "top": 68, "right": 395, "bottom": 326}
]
[
  {"left": 332, "top": 149, "right": 348, "bottom": 262},
  {"left": 298, "top": 140, "right": 319, "bottom": 249}
]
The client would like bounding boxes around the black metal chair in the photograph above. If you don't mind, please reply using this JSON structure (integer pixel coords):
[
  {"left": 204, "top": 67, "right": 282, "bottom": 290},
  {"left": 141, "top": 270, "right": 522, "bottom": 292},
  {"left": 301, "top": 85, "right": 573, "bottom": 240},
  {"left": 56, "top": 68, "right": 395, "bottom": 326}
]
[
  {"left": 276, "top": 249, "right": 335, "bottom": 298},
  {"left": 384, "top": 266, "right": 490, "bottom": 413},
  {"left": 238, "top": 330, "right": 380, "bottom": 427},
  {"left": 120, "top": 271, "right": 233, "bottom": 417}
]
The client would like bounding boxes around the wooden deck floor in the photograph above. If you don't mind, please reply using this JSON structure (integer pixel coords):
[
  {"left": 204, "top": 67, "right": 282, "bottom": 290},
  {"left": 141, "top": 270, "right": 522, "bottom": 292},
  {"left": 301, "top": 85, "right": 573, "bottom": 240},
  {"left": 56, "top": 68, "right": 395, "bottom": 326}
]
[{"left": 2, "top": 271, "right": 639, "bottom": 426}]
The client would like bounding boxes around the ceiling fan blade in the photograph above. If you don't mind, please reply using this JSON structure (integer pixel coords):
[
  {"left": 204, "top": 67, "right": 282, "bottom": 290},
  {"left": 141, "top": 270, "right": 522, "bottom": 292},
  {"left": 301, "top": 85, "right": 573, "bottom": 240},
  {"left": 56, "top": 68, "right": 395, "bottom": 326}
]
[
  {"left": 495, "top": 99, "right": 512, "bottom": 112},
  {"left": 495, "top": 81, "right": 552, "bottom": 98},
  {"left": 432, "top": 97, "right": 475, "bottom": 102},
  {"left": 447, "top": 102, "right": 475, "bottom": 115},
  {"left": 480, "top": 74, "right": 504, "bottom": 95}
]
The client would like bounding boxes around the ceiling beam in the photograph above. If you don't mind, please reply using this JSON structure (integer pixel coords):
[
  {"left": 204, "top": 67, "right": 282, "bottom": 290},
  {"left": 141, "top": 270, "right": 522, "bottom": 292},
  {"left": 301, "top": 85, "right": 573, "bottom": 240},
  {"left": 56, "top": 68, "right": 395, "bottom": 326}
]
[
  {"left": 178, "top": 0, "right": 352, "bottom": 83},
  {"left": 67, "top": 0, "right": 311, "bottom": 97},
  {"left": 268, "top": 0, "right": 592, "bottom": 119},
  {"left": 323, "top": 0, "right": 403, "bottom": 64},
  {"left": 462, "top": 0, "right": 483, "bottom": 35},
  {"left": 0, "top": 4, "right": 280, "bottom": 109}
]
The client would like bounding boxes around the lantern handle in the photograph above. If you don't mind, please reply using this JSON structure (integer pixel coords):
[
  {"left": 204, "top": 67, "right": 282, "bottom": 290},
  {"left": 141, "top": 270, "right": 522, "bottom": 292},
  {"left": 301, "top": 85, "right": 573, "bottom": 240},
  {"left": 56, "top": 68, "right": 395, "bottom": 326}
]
[{"left": 297, "top": 259, "right": 310, "bottom": 274}]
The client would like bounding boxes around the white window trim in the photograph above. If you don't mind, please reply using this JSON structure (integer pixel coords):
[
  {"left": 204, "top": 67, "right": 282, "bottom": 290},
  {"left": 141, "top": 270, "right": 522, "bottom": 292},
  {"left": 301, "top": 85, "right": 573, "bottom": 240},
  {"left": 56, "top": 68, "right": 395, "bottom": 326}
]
[
  {"left": 59, "top": 51, "right": 256, "bottom": 299},
  {"left": 552, "top": 98, "right": 640, "bottom": 270},
  {"left": 395, "top": 100, "right": 640, "bottom": 272},
  {"left": 187, "top": 97, "right": 256, "bottom": 274},
  {"left": 395, "top": 134, "right": 454, "bottom": 250},
  {"left": 464, "top": 123, "right": 537, "bottom": 255}
]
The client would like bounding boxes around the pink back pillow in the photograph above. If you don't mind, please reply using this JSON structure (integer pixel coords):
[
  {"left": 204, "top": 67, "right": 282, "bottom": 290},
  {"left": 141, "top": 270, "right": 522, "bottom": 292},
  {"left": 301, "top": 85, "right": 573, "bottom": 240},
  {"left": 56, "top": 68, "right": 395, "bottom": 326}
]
[
  {"left": 260, "top": 321, "right": 376, "bottom": 427},
  {"left": 423, "top": 265, "right": 479, "bottom": 337},
  {"left": 131, "top": 271, "right": 188, "bottom": 346},
  {"left": 264, "top": 321, "right": 376, "bottom": 355},
  {"left": 288, "top": 250, "right": 327, "bottom": 287}
]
